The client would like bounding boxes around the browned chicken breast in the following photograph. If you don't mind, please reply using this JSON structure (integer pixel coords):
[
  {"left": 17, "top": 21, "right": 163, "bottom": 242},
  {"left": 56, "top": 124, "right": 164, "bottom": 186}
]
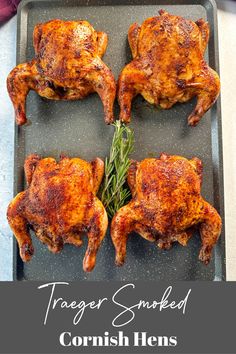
[
  {"left": 7, "top": 19, "right": 116, "bottom": 125},
  {"left": 111, "top": 153, "right": 222, "bottom": 266},
  {"left": 118, "top": 10, "right": 220, "bottom": 126},
  {"left": 7, "top": 154, "right": 108, "bottom": 272}
]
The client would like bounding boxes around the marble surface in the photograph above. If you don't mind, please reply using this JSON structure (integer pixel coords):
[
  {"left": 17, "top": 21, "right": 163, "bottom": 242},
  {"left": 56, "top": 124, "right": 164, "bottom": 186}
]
[
  {"left": 0, "top": 16, "right": 16, "bottom": 281},
  {"left": 217, "top": 6, "right": 236, "bottom": 281},
  {"left": 0, "top": 4, "right": 235, "bottom": 281}
]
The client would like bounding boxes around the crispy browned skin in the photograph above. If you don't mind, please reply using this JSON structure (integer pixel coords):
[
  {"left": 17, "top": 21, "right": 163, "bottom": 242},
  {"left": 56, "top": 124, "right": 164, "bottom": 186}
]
[
  {"left": 118, "top": 10, "right": 220, "bottom": 126},
  {"left": 7, "top": 154, "right": 108, "bottom": 272},
  {"left": 7, "top": 19, "right": 116, "bottom": 125},
  {"left": 111, "top": 153, "right": 222, "bottom": 266}
]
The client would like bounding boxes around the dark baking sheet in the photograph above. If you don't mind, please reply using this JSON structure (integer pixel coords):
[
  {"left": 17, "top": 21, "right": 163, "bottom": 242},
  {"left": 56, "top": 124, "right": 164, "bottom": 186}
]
[{"left": 13, "top": 0, "right": 225, "bottom": 280}]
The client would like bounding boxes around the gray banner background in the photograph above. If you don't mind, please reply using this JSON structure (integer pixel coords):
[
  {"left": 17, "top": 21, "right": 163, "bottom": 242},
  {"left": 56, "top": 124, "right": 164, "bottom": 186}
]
[{"left": 0, "top": 281, "right": 235, "bottom": 354}]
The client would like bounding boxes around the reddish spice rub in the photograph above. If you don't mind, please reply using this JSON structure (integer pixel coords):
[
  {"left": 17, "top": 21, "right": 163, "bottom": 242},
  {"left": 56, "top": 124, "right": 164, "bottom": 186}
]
[
  {"left": 7, "top": 154, "right": 108, "bottom": 272},
  {"left": 111, "top": 153, "right": 222, "bottom": 266}
]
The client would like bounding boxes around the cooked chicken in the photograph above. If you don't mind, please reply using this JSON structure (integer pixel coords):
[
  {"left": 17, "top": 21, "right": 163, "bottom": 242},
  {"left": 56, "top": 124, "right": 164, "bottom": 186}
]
[
  {"left": 7, "top": 19, "right": 116, "bottom": 125},
  {"left": 111, "top": 153, "right": 222, "bottom": 266},
  {"left": 7, "top": 154, "right": 108, "bottom": 272},
  {"left": 118, "top": 10, "right": 220, "bottom": 126}
]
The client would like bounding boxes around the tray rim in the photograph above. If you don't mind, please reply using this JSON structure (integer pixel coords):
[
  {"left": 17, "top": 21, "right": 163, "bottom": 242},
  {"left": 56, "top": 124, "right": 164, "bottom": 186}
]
[{"left": 12, "top": 0, "right": 226, "bottom": 281}]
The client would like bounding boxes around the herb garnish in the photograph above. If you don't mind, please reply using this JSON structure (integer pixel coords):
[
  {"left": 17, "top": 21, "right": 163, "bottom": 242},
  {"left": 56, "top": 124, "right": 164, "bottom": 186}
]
[{"left": 99, "top": 120, "right": 134, "bottom": 219}]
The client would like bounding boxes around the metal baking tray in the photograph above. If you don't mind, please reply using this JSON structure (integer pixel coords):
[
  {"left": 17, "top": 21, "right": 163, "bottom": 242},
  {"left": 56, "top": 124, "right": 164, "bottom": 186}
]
[{"left": 13, "top": 0, "right": 225, "bottom": 280}]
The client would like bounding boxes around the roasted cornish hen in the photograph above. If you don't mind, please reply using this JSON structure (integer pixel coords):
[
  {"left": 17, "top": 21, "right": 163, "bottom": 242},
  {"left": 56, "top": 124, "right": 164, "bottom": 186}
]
[
  {"left": 7, "top": 19, "right": 116, "bottom": 125},
  {"left": 118, "top": 10, "right": 220, "bottom": 126},
  {"left": 7, "top": 154, "right": 108, "bottom": 272},
  {"left": 111, "top": 153, "right": 222, "bottom": 266}
]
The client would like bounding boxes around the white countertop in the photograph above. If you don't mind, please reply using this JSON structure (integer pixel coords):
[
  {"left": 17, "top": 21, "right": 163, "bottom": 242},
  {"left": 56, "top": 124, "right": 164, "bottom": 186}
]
[
  {"left": 217, "top": 5, "right": 236, "bottom": 280},
  {"left": 0, "top": 3, "right": 235, "bottom": 281}
]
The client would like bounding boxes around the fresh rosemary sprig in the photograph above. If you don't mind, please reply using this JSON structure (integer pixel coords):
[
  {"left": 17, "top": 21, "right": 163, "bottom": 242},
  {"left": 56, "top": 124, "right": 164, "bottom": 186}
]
[{"left": 99, "top": 120, "right": 134, "bottom": 219}]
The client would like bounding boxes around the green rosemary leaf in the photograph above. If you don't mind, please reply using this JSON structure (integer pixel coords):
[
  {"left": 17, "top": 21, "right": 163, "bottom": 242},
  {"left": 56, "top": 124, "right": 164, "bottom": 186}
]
[{"left": 99, "top": 120, "right": 134, "bottom": 219}]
